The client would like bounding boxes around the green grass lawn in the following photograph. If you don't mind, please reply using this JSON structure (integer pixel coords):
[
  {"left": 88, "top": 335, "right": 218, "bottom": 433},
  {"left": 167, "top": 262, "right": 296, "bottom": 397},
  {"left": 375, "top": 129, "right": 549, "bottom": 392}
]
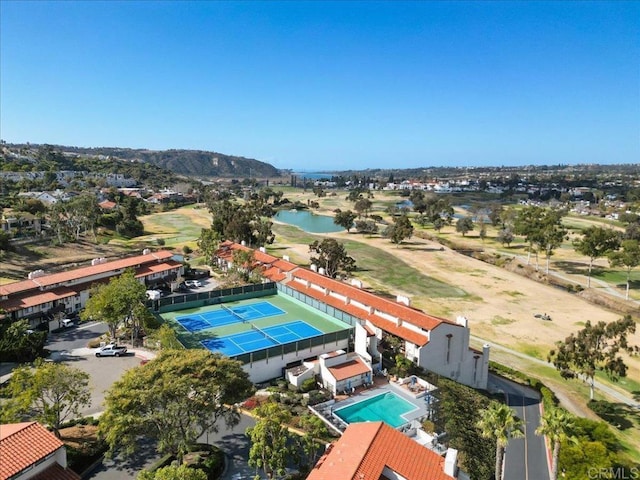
[{"left": 271, "top": 223, "right": 467, "bottom": 299}]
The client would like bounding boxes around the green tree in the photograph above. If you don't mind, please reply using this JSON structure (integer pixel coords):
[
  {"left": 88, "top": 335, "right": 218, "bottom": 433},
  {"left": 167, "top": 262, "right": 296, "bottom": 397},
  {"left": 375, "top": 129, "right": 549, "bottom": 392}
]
[
  {"left": 100, "top": 350, "right": 254, "bottom": 462},
  {"left": 548, "top": 316, "right": 638, "bottom": 400},
  {"left": 386, "top": 214, "right": 414, "bottom": 245},
  {"left": 2, "top": 360, "right": 91, "bottom": 437},
  {"left": 536, "top": 209, "right": 567, "bottom": 274},
  {"left": 455, "top": 215, "right": 474, "bottom": 237},
  {"left": 608, "top": 239, "right": 640, "bottom": 300},
  {"left": 487, "top": 203, "right": 504, "bottom": 227},
  {"left": 436, "top": 378, "right": 495, "bottom": 480},
  {"left": 138, "top": 465, "right": 207, "bottom": 480},
  {"left": 433, "top": 217, "right": 446, "bottom": 232},
  {"left": 354, "top": 219, "right": 379, "bottom": 236},
  {"left": 148, "top": 324, "right": 183, "bottom": 350},
  {"left": 82, "top": 269, "right": 147, "bottom": 340},
  {"left": 353, "top": 198, "right": 372, "bottom": 218},
  {"left": 333, "top": 210, "right": 357, "bottom": 232},
  {"left": 497, "top": 228, "right": 514, "bottom": 247},
  {"left": 197, "top": 228, "right": 221, "bottom": 266},
  {"left": 297, "top": 414, "right": 329, "bottom": 472},
  {"left": 309, "top": 239, "right": 356, "bottom": 278},
  {"left": 247, "top": 402, "right": 293, "bottom": 479},
  {"left": 0, "top": 319, "right": 47, "bottom": 362},
  {"left": 479, "top": 224, "right": 487, "bottom": 243},
  {"left": 514, "top": 205, "right": 545, "bottom": 265},
  {"left": 535, "top": 408, "right": 578, "bottom": 480},
  {"left": 573, "top": 226, "right": 620, "bottom": 288},
  {"left": 476, "top": 402, "right": 524, "bottom": 480}
]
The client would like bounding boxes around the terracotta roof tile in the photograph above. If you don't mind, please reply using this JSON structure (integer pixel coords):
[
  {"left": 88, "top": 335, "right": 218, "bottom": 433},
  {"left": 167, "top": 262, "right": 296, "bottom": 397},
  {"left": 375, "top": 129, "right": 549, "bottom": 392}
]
[
  {"left": 0, "top": 422, "right": 64, "bottom": 479},
  {"left": 307, "top": 422, "right": 454, "bottom": 480},
  {"left": 98, "top": 200, "right": 117, "bottom": 210},
  {"left": 0, "top": 250, "right": 174, "bottom": 296},
  {"left": 291, "top": 269, "right": 450, "bottom": 331},
  {"left": 31, "top": 463, "right": 81, "bottom": 480},
  {"left": 1, "top": 287, "right": 78, "bottom": 312},
  {"left": 293, "top": 283, "right": 430, "bottom": 346},
  {"left": 327, "top": 358, "right": 371, "bottom": 381}
]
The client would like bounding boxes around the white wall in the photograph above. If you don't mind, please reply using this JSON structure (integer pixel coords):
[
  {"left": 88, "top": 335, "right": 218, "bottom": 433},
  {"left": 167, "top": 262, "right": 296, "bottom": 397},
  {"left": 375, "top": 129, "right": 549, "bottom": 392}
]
[
  {"left": 418, "top": 323, "right": 488, "bottom": 390},
  {"left": 243, "top": 338, "right": 349, "bottom": 384}
]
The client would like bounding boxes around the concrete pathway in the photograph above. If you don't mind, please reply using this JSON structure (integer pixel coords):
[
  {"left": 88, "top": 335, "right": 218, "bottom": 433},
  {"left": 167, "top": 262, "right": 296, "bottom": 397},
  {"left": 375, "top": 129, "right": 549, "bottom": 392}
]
[{"left": 475, "top": 336, "right": 640, "bottom": 409}]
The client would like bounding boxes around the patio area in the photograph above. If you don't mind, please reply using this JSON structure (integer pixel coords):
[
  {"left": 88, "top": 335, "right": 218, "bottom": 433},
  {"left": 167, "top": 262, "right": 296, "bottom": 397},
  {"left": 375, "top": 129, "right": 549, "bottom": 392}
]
[{"left": 310, "top": 378, "right": 436, "bottom": 435}]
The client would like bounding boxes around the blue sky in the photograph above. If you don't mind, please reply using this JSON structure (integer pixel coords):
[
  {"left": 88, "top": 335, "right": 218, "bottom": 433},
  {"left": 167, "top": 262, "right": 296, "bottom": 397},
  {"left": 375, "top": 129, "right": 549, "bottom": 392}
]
[{"left": 1, "top": 1, "right": 638, "bottom": 170}]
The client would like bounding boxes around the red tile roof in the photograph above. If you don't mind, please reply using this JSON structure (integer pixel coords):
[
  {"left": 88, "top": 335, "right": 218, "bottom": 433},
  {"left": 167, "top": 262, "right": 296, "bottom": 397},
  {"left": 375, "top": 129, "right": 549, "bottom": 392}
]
[
  {"left": 216, "top": 242, "right": 461, "bottom": 347},
  {"left": 0, "top": 422, "right": 64, "bottom": 480},
  {"left": 0, "top": 250, "right": 174, "bottom": 296},
  {"left": 307, "top": 422, "right": 454, "bottom": 480},
  {"left": 134, "top": 259, "right": 182, "bottom": 277},
  {"left": 327, "top": 357, "right": 371, "bottom": 381},
  {"left": 0, "top": 286, "right": 78, "bottom": 312},
  {"left": 292, "top": 282, "right": 430, "bottom": 346},
  {"left": 31, "top": 464, "right": 81, "bottom": 480},
  {"left": 291, "top": 268, "right": 449, "bottom": 331},
  {"left": 98, "top": 200, "right": 117, "bottom": 210},
  {"left": 216, "top": 241, "right": 297, "bottom": 282}
]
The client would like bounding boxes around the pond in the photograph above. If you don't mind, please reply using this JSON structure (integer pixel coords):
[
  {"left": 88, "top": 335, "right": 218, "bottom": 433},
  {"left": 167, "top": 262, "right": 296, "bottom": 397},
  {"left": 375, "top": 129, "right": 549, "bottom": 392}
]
[{"left": 274, "top": 210, "right": 344, "bottom": 233}]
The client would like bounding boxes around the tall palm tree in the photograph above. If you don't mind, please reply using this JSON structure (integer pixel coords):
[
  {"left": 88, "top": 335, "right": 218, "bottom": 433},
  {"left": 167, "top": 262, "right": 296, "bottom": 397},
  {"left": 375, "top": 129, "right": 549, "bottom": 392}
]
[
  {"left": 477, "top": 401, "right": 524, "bottom": 480},
  {"left": 536, "top": 407, "right": 578, "bottom": 480}
]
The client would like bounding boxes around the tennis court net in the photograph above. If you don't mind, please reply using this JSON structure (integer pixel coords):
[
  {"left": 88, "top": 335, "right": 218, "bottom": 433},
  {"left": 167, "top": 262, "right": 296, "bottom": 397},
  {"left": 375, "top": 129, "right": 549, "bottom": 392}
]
[
  {"left": 221, "top": 304, "right": 246, "bottom": 323},
  {"left": 251, "top": 324, "right": 280, "bottom": 345}
]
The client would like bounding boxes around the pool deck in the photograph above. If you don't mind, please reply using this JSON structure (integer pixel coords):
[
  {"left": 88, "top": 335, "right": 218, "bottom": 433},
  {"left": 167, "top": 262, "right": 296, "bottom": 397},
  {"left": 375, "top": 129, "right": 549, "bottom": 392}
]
[{"left": 323, "top": 377, "right": 433, "bottom": 432}]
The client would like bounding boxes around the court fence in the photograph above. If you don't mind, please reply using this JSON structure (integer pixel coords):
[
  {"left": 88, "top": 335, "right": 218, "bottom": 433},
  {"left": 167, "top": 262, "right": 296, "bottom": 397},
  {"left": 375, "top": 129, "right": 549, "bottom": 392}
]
[
  {"left": 151, "top": 282, "right": 278, "bottom": 313},
  {"left": 233, "top": 329, "right": 351, "bottom": 365},
  {"left": 277, "top": 283, "right": 361, "bottom": 328}
]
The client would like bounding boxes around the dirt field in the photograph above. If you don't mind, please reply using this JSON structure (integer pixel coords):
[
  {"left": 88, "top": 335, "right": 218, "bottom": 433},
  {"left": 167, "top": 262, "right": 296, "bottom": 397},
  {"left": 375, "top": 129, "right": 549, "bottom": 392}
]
[{"left": 272, "top": 189, "right": 640, "bottom": 385}]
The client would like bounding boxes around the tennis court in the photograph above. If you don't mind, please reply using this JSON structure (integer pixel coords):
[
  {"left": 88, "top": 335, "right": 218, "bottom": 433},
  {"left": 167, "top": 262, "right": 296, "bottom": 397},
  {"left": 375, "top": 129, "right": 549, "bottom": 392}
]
[
  {"left": 176, "top": 300, "right": 285, "bottom": 332},
  {"left": 201, "top": 320, "right": 323, "bottom": 356}
]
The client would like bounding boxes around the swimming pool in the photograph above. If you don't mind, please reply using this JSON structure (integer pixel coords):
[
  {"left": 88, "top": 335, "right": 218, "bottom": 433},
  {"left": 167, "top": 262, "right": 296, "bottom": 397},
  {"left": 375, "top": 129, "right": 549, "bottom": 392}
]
[{"left": 334, "top": 391, "right": 416, "bottom": 428}]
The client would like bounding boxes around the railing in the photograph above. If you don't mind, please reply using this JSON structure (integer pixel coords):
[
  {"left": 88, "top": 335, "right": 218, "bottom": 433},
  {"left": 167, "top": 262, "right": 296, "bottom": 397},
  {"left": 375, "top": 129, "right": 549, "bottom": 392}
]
[
  {"left": 233, "top": 330, "right": 351, "bottom": 364},
  {"left": 152, "top": 282, "right": 277, "bottom": 312}
]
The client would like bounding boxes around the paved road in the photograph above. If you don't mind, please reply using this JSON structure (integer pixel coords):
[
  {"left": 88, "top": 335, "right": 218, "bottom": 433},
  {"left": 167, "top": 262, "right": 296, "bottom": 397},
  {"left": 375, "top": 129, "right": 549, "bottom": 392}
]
[
  {"left": 45, "top": 321, "right": 108, "bottom": 353},
  {"left": 490, "top": 374, "right": 550, "bottom": 480}
]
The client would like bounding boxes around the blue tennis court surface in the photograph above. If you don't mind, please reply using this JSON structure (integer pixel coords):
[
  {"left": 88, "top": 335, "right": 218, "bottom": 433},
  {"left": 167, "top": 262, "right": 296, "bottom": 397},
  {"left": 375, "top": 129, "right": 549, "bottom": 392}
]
[
  {"left": 201, "top": 320, "right": 323, "bottom": 356},
  {"left": 176, "top": 301, "right": 285, "bottom": 332}
]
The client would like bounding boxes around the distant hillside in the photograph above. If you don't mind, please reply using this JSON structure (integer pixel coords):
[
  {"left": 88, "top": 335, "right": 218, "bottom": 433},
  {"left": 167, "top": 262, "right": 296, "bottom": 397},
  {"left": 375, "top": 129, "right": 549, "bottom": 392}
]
[{"left": 57, "top": 145, "right": 282, "bottom": 178}]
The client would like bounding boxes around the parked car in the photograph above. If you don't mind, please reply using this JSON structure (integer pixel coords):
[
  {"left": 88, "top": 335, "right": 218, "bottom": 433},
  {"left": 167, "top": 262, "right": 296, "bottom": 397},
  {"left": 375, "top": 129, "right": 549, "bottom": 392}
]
[
  {"left": 184, "top": 280, "right": 202, "bottom": 288},
  {"left": 61, "top": 318, "right": 75, "bottom": 328},
  {"left": 95, "top": 344, "right": 128, "bottom": 357}
]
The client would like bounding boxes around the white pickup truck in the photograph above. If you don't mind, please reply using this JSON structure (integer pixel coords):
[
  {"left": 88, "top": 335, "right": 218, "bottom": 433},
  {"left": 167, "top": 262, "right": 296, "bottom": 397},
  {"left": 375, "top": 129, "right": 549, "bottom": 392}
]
[{"left": 95, "top": 344, "right": 128, "bottom": 357}]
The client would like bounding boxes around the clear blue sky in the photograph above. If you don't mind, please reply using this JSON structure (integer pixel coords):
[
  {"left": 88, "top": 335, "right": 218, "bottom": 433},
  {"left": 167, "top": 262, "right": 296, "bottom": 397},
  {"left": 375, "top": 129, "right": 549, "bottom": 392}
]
[{"left": 1, "top": 1, "right": 638, "bottom": 170}]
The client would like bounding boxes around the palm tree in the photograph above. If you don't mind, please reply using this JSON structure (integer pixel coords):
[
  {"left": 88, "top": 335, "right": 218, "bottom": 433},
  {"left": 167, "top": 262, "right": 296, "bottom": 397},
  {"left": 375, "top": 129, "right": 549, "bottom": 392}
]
[
  {"left": 535, "top": 407, "right": 578, "bottom": 480},
  {"left": 477, "top": 401, "right": 524, "bottom": 480}
]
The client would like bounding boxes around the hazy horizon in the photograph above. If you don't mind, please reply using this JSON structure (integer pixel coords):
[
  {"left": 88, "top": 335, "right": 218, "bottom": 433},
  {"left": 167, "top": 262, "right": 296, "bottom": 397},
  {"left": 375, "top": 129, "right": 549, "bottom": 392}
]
[{"left": 1, "top": 1, "right": 638, "bottom": 170}]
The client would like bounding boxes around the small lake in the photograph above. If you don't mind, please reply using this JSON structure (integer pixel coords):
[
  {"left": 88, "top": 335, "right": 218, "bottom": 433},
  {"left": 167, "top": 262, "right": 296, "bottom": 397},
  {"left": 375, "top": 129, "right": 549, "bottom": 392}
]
[{"left": 274, "top": 210, "right": 344, "bottom": 233}]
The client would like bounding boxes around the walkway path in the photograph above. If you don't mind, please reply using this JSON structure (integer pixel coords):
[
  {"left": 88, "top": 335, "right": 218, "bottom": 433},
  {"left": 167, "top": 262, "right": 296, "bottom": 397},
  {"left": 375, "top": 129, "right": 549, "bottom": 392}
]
[{"left": 475, "top": 336, "right": 640, "bottom": 409}]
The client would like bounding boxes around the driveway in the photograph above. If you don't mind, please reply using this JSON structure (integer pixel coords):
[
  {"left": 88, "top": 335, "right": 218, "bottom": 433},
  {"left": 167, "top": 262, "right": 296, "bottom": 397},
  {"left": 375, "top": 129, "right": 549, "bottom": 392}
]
[{"left": 87, "top": 413, "right": 259, "bottom": 480}]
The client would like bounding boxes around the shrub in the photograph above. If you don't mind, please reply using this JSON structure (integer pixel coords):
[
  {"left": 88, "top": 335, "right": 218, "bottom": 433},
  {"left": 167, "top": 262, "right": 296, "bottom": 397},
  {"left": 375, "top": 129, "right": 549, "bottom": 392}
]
[
  {"left": 182, "top": 245, "right": 192, "bottom": 255},
  {"left": 588, "top": 400, "right": 616, "bottom": 418}
]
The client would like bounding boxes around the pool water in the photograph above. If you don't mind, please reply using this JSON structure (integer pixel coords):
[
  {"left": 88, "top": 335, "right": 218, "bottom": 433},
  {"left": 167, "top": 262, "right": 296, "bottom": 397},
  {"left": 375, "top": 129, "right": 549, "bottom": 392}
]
[{"left": 334, "top": 392, "right": 415, "bottom": 428}]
